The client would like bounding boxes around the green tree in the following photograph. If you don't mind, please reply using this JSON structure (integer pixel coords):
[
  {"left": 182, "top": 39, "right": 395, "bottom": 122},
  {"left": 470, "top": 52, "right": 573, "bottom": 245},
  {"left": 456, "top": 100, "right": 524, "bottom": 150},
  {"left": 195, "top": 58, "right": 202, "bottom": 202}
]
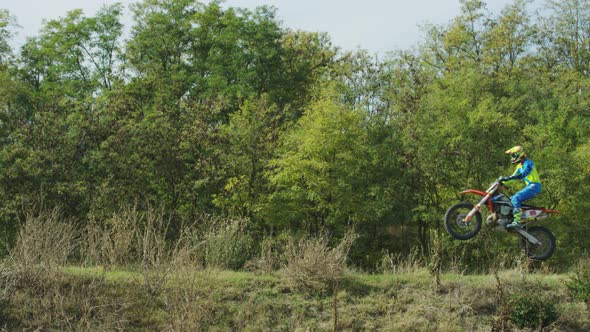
[
  {"left": 264, "top": 87, "right": 395, "bottom": 230},
  {"left": 278, "top": 30, "right": 337, "bottom": 118},
  {"left": 20, "top": 4, "right": 124, "bottom": 104},
  {"left": 0, "top": 5, "right": 125, "bottom": 222},
  {"left": 0, "top": 9, "right": 14, "bottom": 64},
  {"left": 214, "top": 96, "right": 282, "bottom": 217},
  {"left": 536, "top": 0, "right": 590, "bottom": 74}
]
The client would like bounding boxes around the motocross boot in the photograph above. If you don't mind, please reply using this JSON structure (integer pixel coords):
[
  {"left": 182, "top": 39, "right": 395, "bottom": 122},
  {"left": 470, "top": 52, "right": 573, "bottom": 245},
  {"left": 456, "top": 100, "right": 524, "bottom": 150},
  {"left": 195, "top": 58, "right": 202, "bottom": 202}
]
[{"left": 506, "top": 211, "right": 522, "bottom": 229}]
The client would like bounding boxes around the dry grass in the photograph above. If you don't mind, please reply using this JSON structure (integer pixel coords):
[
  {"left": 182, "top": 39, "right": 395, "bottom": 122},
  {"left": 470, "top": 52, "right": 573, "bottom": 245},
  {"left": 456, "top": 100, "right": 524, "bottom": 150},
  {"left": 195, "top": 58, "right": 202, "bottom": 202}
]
[
  {"left": 82, "top": 208, "right": 139, "bottom": 268},
  {"left": 5, "top": 209, "right": 77, "bottom": 293},
  {"left": 10, "top": 209, "right": 77, "bottom": 269},
  {"left": 16, "top": 274, "right": 130, "bottom": 331},
  {"left": 1, "top": 263, "right": 589, "bottom": 331},
  {"left": 0, "top": 207, "right": 588, "bottom": 331},
  {"left": 82, "top": 206, "right": 206, "bottom": 295},
  {"left": 379, "top": 246, "right": 425, "bottom": 274},
  {"left": 283, "top": 231, "right": 357, "bottom": 293},
  {"left": 0, "top": 210, "right": 132, "bottom": 330},
  {"left": 161, "top": 272, "right": 218, "bottom": 331},
  {"left": 135, "top": 207, "right": 173, "bottom": 296},
  {"left": 245, "top": 234, "right": 290, "bottom": 273}
]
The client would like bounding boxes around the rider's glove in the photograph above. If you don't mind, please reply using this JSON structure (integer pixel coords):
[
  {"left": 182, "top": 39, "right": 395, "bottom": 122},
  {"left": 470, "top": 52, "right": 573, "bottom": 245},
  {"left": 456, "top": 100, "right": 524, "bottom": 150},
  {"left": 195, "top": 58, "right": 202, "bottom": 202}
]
[{"left": 500, "top": 176, "right": 513, "bottom": 182}]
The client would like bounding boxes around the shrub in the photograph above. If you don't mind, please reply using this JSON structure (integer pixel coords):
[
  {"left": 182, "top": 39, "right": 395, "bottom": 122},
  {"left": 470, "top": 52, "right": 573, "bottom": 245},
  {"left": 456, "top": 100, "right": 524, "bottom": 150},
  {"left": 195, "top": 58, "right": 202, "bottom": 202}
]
[
  {"left": 82, "top": 208, "right": 139, "bottom": 267},
  {"left": 284, "top": 231, "right": 357, "bottom": 293},
  {"left": 162, "top": 276, "right": 217, "bottom": 330},
  {"left": 6, "top": 210, "right": 78, "bottom": 290},
  {"left": 11, "top": 209, "right": 78, "bottom": 269},
  {"left": 204, "top": 219, "right": 254, "bottom": 270},
  {"left": 135, "top": 207, "right": 174, "bottom": 295},
  {"left": 567, "top": 257, "right": 590, "bottom": 304},
  {"left": 0, "top": 260, "right": 15, "bottom": 327},
  {"left": 245, "top": 232, "right": 291, "bottom": 273},
  {"left": 505, "top": 292, "right": 559, "bottom": 330}
]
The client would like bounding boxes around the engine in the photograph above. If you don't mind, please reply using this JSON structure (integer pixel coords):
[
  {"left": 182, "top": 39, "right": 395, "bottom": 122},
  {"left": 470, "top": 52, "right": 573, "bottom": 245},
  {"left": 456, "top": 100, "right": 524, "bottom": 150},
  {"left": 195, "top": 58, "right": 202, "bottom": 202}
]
[{"left": 486, "top": 194, "right": 513, "bottom": 227}]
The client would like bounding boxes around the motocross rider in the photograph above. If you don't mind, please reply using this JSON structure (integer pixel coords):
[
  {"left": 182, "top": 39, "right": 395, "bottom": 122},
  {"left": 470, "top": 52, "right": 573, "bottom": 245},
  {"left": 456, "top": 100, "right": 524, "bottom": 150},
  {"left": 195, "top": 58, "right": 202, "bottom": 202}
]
[{"left": 501, "top": 146, "right": 542, "bottom": 229}]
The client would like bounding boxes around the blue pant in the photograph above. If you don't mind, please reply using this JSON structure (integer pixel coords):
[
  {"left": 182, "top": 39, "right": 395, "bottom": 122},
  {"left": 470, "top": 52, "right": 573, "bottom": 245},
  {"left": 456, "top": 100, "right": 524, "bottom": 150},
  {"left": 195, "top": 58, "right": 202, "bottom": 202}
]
[{"left": 511, "top": 183, "right": 542, "bottom": 219}]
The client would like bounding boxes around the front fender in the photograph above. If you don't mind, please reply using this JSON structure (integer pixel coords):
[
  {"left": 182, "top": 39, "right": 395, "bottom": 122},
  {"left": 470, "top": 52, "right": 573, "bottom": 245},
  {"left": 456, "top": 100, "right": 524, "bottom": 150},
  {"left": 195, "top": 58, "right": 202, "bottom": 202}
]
[
  {"left": 457, "top": 189, "right": 493, "bottom": 212},
  {"left": 459, "top": 189, "right": 487, "bottom": 197}
]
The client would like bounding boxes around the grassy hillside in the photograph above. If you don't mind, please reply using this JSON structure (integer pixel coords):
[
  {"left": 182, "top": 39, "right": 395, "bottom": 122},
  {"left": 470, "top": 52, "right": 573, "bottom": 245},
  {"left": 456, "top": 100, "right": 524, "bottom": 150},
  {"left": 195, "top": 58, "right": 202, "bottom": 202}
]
[
  {"left": 1, "top": 212, "right": 588, "bottom": 331},
  {"left": 1, "top": 265, "right": 588, "bottom": 331}
]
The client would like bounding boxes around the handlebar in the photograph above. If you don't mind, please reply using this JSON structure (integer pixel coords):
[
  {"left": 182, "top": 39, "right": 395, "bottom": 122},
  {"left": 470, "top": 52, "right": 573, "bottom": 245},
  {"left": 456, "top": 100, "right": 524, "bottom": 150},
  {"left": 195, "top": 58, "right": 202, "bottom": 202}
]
[{"left": 484, "top": 176, "right": 509, "bottom": 194}]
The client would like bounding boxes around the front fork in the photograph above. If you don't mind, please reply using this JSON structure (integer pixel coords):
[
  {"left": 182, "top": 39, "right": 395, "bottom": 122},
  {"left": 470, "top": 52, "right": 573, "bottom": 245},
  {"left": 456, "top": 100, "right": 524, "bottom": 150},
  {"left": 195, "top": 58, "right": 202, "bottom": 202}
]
[{"left": 464, "top": 193, "right": 492, "bottom": 222}]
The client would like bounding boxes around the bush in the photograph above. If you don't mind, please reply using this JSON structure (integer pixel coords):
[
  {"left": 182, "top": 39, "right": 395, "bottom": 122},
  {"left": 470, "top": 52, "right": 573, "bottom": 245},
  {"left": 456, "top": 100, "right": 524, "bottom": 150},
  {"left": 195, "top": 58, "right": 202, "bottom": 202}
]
[
  {"left": 245, "top": 232, "right": 291, "bottom": 273},
  {"left": 0, "top": 227, "right": 15, "bottom": 260},
  {"left": 204, "top": 219, "right": 254, "bottom": 270},
  {"left": 11, "top": 209, "right": 78, "bottom": 269},
  {"left": 82, "top": 208, "right": 140, "bottom": 267},
  {"left": 7, "top": 210, "right": 78, "bottom": 290},
  {"left": 0, "top": 260, "right": 15, "bottom": 327},
  {"left": 505, "top": 292, "right": 559, "bottom": 330},
  {"left": 284, "top": 231, "right": 357, "bottom": 293},
  {"left": 568, "top": 258, "right": 590, "bottom": 304}
]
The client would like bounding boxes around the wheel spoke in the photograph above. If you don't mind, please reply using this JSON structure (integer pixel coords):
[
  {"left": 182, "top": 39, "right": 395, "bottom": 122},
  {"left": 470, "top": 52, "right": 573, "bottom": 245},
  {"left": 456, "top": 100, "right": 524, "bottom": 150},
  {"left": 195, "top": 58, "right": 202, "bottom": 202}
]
[
  {"left": 444, "top": 202, "right": 482, "bottom": 240},
  {"left": 521, "top": 226, "right": 555, "bottom": 260}
]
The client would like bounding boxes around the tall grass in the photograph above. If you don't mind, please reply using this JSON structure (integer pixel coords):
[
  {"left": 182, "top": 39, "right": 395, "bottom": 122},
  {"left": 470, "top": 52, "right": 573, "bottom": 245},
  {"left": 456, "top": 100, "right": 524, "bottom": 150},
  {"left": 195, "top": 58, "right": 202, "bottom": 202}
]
[
  {"left": 568, "top": 256, "right": 590, "bottom": 304},
  {"left": 0, "top": 210, "right": 131, "bottom": 330},
  {"left": 83, "top": 208, "right": 138, "bottom": 267},
  {"left": 204, "top": 218, "right": 254, "bottom": 270},
  {"left": 378, "top": 247, "right": 425, "bottom": 274},
  {"left": 11, "top": 209, "right": 77, "bottom": 269},
  {"left": 283, "top": 231, "right": 357, "bottom": 293},
  {"left": 245, "top": 232, "right": 290, "bottom": 273},
  {"left": 0, "top": 206, "right": 588, "bottom": 330}
]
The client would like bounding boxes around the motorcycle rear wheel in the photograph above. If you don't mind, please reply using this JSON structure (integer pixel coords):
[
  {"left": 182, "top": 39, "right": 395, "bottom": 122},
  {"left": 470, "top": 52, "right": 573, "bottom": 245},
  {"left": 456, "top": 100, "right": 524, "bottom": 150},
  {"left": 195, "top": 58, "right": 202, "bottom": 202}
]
[
  {"left": 444, "top": 202, "right": 482, "bottom": 240},
  {"left": 519, "top": 226, "right": 556, "bottom": 261}
]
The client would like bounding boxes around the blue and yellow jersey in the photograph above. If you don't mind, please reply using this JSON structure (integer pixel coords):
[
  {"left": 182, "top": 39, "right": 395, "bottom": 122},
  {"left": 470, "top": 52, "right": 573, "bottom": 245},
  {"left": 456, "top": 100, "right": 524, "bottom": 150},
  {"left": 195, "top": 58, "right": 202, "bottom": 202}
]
[{"left": 511, "top": 158, "right": 541, "bottom": 185}]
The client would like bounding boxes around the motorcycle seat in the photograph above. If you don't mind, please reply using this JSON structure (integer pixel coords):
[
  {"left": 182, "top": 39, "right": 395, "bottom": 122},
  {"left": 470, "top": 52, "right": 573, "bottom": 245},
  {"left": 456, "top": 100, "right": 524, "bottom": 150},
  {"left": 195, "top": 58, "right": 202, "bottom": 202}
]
[{"left": 521, "top": 204, "right": 543, "bottom": 209}]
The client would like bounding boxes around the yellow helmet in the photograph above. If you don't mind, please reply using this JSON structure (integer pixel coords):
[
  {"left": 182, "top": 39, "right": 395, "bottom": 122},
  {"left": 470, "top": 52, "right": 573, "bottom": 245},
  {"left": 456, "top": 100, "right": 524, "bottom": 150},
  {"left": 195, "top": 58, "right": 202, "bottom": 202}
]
[{"left": 505, "top": 145, "right": 526, "bottom": 164}]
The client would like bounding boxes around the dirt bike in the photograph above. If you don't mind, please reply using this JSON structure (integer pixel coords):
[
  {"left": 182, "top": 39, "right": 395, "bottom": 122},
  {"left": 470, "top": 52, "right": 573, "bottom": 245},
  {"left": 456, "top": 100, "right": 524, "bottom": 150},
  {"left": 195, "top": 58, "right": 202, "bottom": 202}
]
[{"left": 444, "top": 177, "right": 559, "bottom": 260}]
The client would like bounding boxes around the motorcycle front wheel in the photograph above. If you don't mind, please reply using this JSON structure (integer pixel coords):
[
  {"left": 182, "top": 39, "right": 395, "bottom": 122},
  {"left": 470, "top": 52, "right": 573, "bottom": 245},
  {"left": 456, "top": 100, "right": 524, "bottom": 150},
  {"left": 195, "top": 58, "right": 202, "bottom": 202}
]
[
  {"left": 444, "top": 202, "right": 482, "bottom": 240},
  {"left": 519, "top": 226, "right": 556, "bottom": 261}
]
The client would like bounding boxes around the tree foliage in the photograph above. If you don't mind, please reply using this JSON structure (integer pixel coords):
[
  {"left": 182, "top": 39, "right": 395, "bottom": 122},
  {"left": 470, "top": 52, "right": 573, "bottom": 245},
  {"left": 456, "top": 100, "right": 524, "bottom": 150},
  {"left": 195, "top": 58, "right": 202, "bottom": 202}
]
[{"left": 0, "top": 0, "right": 589, "bottom": 268}]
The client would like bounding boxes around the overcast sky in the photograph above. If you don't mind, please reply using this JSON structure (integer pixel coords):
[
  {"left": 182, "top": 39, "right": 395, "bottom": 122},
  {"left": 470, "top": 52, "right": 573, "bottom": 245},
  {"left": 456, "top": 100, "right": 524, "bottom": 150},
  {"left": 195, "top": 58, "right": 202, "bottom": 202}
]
[{"left": 2, "top": 0, "right": 522, "bottom": 55}]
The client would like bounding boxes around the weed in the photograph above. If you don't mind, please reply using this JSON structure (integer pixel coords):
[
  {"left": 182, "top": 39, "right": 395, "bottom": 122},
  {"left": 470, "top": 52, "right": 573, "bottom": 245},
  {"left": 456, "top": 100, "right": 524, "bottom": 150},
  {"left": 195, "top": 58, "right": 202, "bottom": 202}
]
[
  {"left": 245, "top": 232, "right": 290, "bottom": 273},
  {"left": 82, "top": 208, "right": 139, "bottom": 268},
  {"left": 162, "top": 273, "right": 216, "bottom": 331},
  {"left": 430, "top": 234, "right": 443, "bottom": 293},
  {"left": 378, "top": 246, "right": 425, "bottom": 274},
  {"left": 11, "top": 209, "right": 77, "bottom": 269},
  {"left": 567, "top": 257, "right": 590, "bottom": 304},
  {"left": 284, "top": 231, "right": 357, "bottom": 293},
  {"left": 503, "top": 290, "right": 559, "bottom": 330},
  {"left": 492, "top": 271, "right": 508, "bottom": 332},
  {"left": 204, "top": 219, "right": 254, "bottom": 270}
]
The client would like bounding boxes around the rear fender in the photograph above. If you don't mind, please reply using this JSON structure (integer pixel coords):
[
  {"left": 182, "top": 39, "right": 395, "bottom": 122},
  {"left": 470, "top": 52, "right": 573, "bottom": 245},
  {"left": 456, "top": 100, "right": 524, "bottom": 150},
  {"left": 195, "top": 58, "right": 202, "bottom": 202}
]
[{"left": 521, "top": 206, "right": 559, "bottom": 219}]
